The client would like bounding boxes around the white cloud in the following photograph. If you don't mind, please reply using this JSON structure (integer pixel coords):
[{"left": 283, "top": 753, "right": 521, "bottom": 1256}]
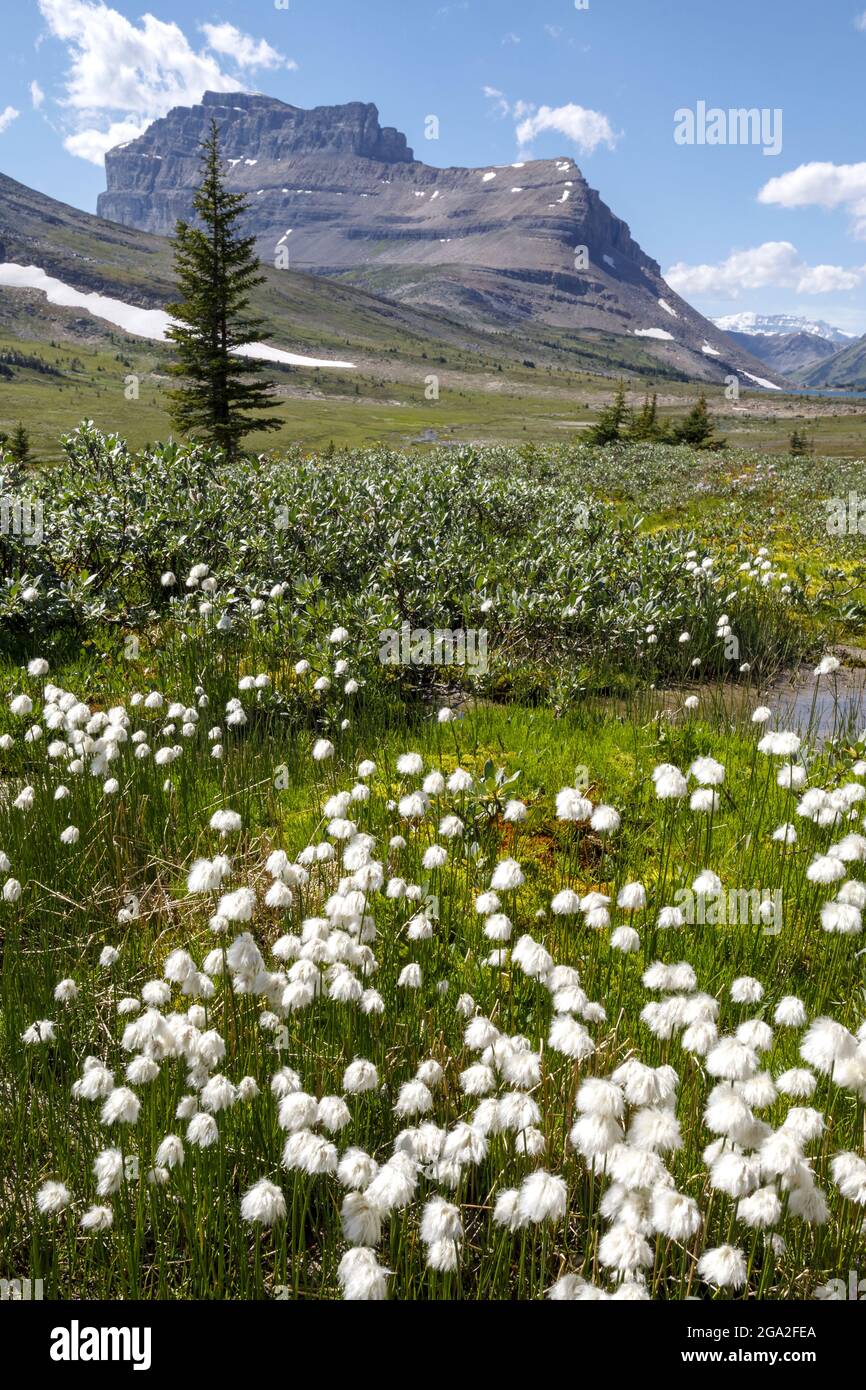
[
  {"left": 65, "top": 117, "right": 148, "bottom": 166},
  {"left": 502, "top": 32, "right": 521, "bottom": 45},
  {"left": 199, "top": 23, "right": 295, "bottom": 72},
  {"left": 515, "top": 103, "right": 619, "bottom": 156},
  {"left": 482, "top": 85, "right": 510, "bottom": 118},
  {"left": 30, "top": 81, "right": 45, "bottom": 110},
  {"left": 36, "top": 0, "right": 295, "bottom": 163},
  {"left": 665, "top": 240, "right": 866, "bottom": 298},
  {"left": 796, "top": 263, "right": 864, "bottom": 293},
  {"left": 0, "top": 106, "right": 20, "bottom": 135},
  {"left": 759, "top": 160, "right": 866, "bottom": 237},
  {"left": 855, "top": 10, "right": 866, "bottom": 30},
  {"left": 482, "top": 88, "right": 619, "bottom": 156}
]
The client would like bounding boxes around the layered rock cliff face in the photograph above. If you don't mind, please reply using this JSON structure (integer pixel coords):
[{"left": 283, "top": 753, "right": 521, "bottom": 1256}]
[{"left": 97, "top": 93, "right": 785, "bottom": 384}]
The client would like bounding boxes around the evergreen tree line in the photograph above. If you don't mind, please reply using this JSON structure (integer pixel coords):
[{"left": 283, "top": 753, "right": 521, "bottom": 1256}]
[
  {"left": 0, "top": 349, "right": 64, "bottom": 377},
  {"left": 586, "top": 383, "right": 816, "bottom": 455},
  {"left": 586, "top": 383, "right": 725, "bottom": 449}
]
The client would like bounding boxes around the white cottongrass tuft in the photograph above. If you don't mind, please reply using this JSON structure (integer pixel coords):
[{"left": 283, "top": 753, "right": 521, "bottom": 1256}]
[{"left": 241, "top": 1178, "right": 286, "bottom": 1226}]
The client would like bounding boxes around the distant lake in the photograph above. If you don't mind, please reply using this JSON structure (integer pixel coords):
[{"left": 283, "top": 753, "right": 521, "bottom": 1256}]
[{"left": 782, "top": 389, "right": 866, "bottom": 401}]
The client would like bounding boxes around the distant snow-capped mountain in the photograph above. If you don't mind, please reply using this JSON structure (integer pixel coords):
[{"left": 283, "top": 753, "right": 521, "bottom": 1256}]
[{"left": 713, "top": 312, "right": 854, "bottom": 343}]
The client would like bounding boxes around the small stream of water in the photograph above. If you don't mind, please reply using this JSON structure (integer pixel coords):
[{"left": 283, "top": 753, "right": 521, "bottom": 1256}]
[{"left": 766, "top": 665, "right": 866, "bottom": 740}]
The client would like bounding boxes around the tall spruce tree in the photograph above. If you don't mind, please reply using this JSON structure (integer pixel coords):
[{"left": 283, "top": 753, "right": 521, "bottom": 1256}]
[
  {"left": 670, "top": 393, "right": 724, "bottom": 450},
  {"left": 629, "top": 393, "right": 667, "bottom": 442},
  {"left": 10, "top": 422, "right": 30, "bottom": 465},
  {"left": 166, "top": 120, "right": 280, "bottom": 453},
  {"left": 586, "top": 380, "right": 630, "bottom": 445}
]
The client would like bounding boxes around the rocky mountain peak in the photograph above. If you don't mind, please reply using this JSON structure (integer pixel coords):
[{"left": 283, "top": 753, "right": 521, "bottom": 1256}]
[
  {"left": 103, "top": 94, "right": 414, "bottom": 186},
  {"left": 95, "top": 95, "right": 785, "bottom": 385}
]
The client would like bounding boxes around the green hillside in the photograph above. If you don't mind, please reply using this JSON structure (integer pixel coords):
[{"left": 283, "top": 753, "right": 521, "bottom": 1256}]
[
  {"left": 799, "top": 332, "right": 866, "bottom": 390},
  {"left": 3, "top": 171, "right": 866, "bottom": 459}
]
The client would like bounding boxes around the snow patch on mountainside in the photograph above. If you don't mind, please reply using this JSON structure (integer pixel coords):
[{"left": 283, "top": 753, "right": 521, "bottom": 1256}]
[
  {"left": 0, "top": 263, "right": 357, "bottom": 369},
  {"left": 742, "top": 370, "right": 782, "bottom": 391}
]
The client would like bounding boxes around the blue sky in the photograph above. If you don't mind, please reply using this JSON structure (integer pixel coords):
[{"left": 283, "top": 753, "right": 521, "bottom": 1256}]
[{"left": 3, "top": 0, "right": 866, "bottom": 332}]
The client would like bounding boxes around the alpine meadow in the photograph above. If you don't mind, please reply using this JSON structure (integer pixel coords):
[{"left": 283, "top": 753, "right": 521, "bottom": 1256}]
[{"left": 2, "top": 0, "right": 866, "bottom": 1333}]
